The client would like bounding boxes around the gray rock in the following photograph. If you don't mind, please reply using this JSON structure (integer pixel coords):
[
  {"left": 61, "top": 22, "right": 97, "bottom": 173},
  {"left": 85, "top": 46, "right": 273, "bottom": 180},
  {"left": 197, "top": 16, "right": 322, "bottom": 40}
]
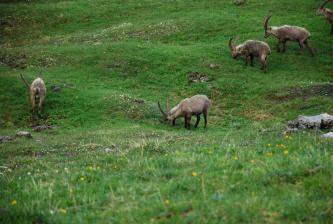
[
  {"left": 285, "top": 128, "right": 299, "bottom": 133},
  {"left": 0, "top": 136, "right": 14, "bottom": 143},
  {"left": 15, "top": 131, "right": 32, "bottom": 138},
  {"left": 32, "top": 125, "right": 54, "bottom": 132},
  {"left": 104, "top": 148, "right": 113, "bottom": 153},
  {"left": 51, "top": 85, "right": 61, "bottom": 92},
  {"left": 234, "top": 0, "right": 246, "bottom": 5},
  {"left": 104, "top": 144, "right": 117, "bottom": 153},
  {"left": 288, "top": 113, "right": 333, "bottom": 129},
  {"left": 322, "top": 132, "right": 333, "bottom": 138},
  {"left": 188, "top": 72, "right": 210, "bottom": 83},
  {"left": 208, "top": 63, "right": 219, "bottom": 69}
]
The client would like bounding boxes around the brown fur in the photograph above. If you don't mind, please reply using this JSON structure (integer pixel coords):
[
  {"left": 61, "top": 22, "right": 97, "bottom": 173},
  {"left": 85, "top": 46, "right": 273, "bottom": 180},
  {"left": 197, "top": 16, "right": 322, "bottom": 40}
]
[
  {"left": 158, "top": 95, "right": 211, "bottom": 129},
  {"left": 30, "top": 78, "right": 46, "bottom": 113},
  {"left": 264, "top": 16, "right": 315, "bottom": 56},
  {"left": 229, "top": 38, "right": 271, "bottom": 72},
  {"left": 316, "top": 0, "right": 333, "bottom": 34}
]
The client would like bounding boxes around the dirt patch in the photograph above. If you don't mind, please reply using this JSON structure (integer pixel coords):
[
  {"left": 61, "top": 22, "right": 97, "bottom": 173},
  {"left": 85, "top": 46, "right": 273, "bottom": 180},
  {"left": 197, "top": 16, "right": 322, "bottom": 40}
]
[
  {"left": 0, "top": 53, "right": 56, "bottom": 69},
  {"left": 244, "top": 106, "right": 273, "bottom": 121},
  {"left": 269, "top": 84, "right": 333, "bottom": 103}
]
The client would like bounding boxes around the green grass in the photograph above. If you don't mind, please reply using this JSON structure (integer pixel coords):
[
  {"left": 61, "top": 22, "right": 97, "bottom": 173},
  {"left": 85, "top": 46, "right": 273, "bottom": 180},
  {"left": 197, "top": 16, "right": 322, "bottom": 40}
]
[{"left": 1, "top": 0, "right": 333, "bottom": 223}]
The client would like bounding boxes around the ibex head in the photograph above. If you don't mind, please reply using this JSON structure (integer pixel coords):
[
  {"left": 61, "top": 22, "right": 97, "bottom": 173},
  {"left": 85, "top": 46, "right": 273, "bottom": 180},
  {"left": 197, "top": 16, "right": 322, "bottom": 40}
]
[
  {"left": 158, "top": 100, "right": 173, "bottom": 122},
  {"left": 228, "top": 37, "right": 242, "bottom": 59},
  {"left": 33, "top": 87, "right": 40, "bottom": 99},
  {"left": 316, "top": 0, "right": 330, "bottom": 15},
  {"left": 263, "top": 16, "right": 273, "bottom": 38}
]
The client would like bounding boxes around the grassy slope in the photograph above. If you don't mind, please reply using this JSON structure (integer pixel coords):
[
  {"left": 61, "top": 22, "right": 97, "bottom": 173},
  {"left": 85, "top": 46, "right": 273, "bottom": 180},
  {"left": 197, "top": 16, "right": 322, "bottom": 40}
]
[{"left": 1, "top": 0, "right": 333, "bottom": 223}]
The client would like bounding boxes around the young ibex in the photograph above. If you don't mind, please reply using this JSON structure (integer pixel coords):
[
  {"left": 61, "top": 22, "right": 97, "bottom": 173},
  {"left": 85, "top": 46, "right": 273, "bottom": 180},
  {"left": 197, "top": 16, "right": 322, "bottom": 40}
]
[
  {"left": 264, "top": 16, "right": 315, "bottom": 56},
  {"left": 316, "top": 0, "right": 333, "bottom": 34},
  {"left": 229, "top": 37, "right": 271, "bottom": 72},
  {"left": 20, "top": 74, "right": 46, "bottom": 113},
  {"left": 158, "top": 95, "right": 211, "bottom": 129}
]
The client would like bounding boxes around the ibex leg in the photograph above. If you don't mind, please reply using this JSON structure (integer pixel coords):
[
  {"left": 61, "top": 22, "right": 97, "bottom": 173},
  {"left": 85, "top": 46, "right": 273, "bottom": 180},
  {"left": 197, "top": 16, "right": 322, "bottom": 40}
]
[
  {"left": 304, "top": 40, "right": 315, "bottom": 56},
  {"left": 194, "top": 115, "right": 200, "bottom": 128},
  {"left": 203, "top": 110, "right": 208, "bottom": 128},
  {"left": 282, "top": 41, "right": 287, "bottom": 52}
]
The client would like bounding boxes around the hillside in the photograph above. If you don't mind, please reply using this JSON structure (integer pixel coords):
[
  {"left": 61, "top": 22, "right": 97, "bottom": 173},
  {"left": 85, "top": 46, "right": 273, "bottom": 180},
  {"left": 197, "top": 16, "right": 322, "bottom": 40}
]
[{"left": 1, "top": 0, "right": 333, "bottom": 223}]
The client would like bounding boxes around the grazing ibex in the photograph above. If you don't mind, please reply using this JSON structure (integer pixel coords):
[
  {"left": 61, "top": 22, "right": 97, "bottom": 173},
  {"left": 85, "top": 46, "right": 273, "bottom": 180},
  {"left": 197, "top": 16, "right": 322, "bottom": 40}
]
[
  {"left": 229, "top": 37, "right": 271, "bottom": 72},
  {"left": 20, "top": 74, "right": 46, "bottom": 113},
  {"left": 264, "top": 16, "right": 315, "bottom": 56},
  {"left": 158, "top": 95, "right": 211, "bottom": 129},
  {"left": 316, "top": 0, "right": 333, "bottom": 34}
]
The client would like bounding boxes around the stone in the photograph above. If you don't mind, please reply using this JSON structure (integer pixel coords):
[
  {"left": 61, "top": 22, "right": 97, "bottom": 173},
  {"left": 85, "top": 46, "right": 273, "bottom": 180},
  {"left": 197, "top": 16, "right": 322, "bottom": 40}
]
[
  {"left": 32, "top": 125, "right": 54, "bottom": 132},
  {"left": 287, "top": 113, "right": 333, "bottom": 129},
  {"left": 0, "top": 136, "right": 14, "bottom": 143},
  {"left": 234, "top": 0, "right": 246, "bottom": 6},
  {"left": 322, "top": 132, "right": 333, "bottom": 139},
  {"left": 188, "top": 72, "right": 210, "bottom": 83},
  {"left": 15, "top": 131, "right": 32, "bottom": 138},
  {"left": 208, "top": 63, "right": 219, "bottom": 69},
  {"left": 104, "top": 144, "right": 117, "bottom": 153},
  {"left": 51, "top": 85, "right": 61, "bottom": 92}
]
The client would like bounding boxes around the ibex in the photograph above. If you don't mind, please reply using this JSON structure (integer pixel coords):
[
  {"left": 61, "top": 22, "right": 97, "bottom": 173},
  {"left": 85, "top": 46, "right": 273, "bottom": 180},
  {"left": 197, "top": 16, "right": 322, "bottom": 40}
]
[
  {"left": 264, "top": 16, "right": 315, "bottom": 56},
  {"left": 229, "top": 37, "right": 271, "bottom": 72},
  {"left": 158, "top": 95, "right": 211, "bottom": 129},
  {"left": 316, "top": 0, "right": 333, "bottom": 34},
  {"left": 20, "top": 74, "right": 46, "bottom": 113}
]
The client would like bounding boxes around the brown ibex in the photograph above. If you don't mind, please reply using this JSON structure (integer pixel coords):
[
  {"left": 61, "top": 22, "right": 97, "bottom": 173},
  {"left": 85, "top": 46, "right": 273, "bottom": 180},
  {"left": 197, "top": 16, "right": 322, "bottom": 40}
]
[
  {"left": 158, "top": 95, "right": 211, "bottom": 129},
  {"left": 316, "top": 0, "right": 333, "bottom": 34},
  {"left": 229, "top": 37, "right": 271, "bottom": 72},
  {"left": 264, "top": 16, "right": 315, "bottom": 56},
  {"left": 20, "top": 74, "right": 46, "bottom": 113}
]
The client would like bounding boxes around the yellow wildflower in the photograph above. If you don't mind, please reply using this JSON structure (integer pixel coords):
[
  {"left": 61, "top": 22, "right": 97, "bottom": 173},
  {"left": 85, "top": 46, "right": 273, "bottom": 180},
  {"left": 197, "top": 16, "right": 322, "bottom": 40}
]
[
  {"left": 87, "top": 166, "right": 94, "bottom": 171},
  {"left": 11, "top": 200, "right": 17, "bottom": 206},
  {"left": 208, "top": 150, "right": 213, "bottom": 155},
  {"left": 283, "top": 150, "right": 289, "bottom": 155},
  {"left": 267, "top": 144, "right": 272, "bottom": 147},
  {"left": 266, "top": 152, "right": 273, "bottom": 157},
  {"left": 80, "top": 176, "right": 85, "bottom": 181},
  {"left": 191, "top": 171, "right": 198, "bottom": 177},
  {"left": 233, "top": 156, "right": 239, "bottom": 160},
  {"left": 164, "top": 199, "right": 170, "bottom": 205},
  {"left": 58, "top": 208, "right": 67, "bottom": 214},
  {"left": 250, "top": 160, "right": 256, "bottom": 164}
]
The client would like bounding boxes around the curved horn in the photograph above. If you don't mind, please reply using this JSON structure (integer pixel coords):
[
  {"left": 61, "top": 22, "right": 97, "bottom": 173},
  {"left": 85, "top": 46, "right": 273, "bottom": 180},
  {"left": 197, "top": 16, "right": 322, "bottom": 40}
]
[
  {"left": 229, "top": 37, "right": 235, "bottom": 51},
  {"left": 264, "top": 15, "right": 272, "bottom": 31},
  {"left": 20, "top": 74, "right": 30, "bottom": 89},
  {"left": 166, "top": 99, "right": 170, "bottom": 112},
  {"left": 157, "top": 101, "right": 167, "bottom": 118},
  {"left": 319, "top": 0, "right": 330, "bottom": 9}
]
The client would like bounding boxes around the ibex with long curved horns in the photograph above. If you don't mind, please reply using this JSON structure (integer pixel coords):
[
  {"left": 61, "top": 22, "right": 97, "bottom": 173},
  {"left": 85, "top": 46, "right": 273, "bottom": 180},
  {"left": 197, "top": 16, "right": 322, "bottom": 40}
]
[
  {"left": 229, "top": 37, "right": 271, "bottom": 72},
  {"left": 20, "top": 74, "right": 46, "bottom": 113},
  {"left": 263, "top": 16, "right": 315, "bottom": 56},
  {"left": 158, "top": 95, "right": 211, "bottom": 129},
  {"left": 316, "top": 0, "right": 333, "bottom": 34}
]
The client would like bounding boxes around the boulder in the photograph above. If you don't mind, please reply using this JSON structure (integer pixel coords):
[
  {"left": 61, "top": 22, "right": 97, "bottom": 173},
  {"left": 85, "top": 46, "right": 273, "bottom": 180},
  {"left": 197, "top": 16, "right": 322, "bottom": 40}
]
[
  {"left": 15, "top": 131, "right": 32, "bottom": 138},
  {"left": 287, "top": 113, "right": 333, "bottom": 129},
  {"left": 322, "top": 132, "right": 333, "bottom": 139}
]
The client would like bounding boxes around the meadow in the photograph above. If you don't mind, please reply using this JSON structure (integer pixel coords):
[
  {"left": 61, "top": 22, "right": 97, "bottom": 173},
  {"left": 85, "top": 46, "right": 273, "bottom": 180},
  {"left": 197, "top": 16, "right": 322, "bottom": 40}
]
[{"left": 1, "top": 0, "right": 333, "bottom": 223}]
